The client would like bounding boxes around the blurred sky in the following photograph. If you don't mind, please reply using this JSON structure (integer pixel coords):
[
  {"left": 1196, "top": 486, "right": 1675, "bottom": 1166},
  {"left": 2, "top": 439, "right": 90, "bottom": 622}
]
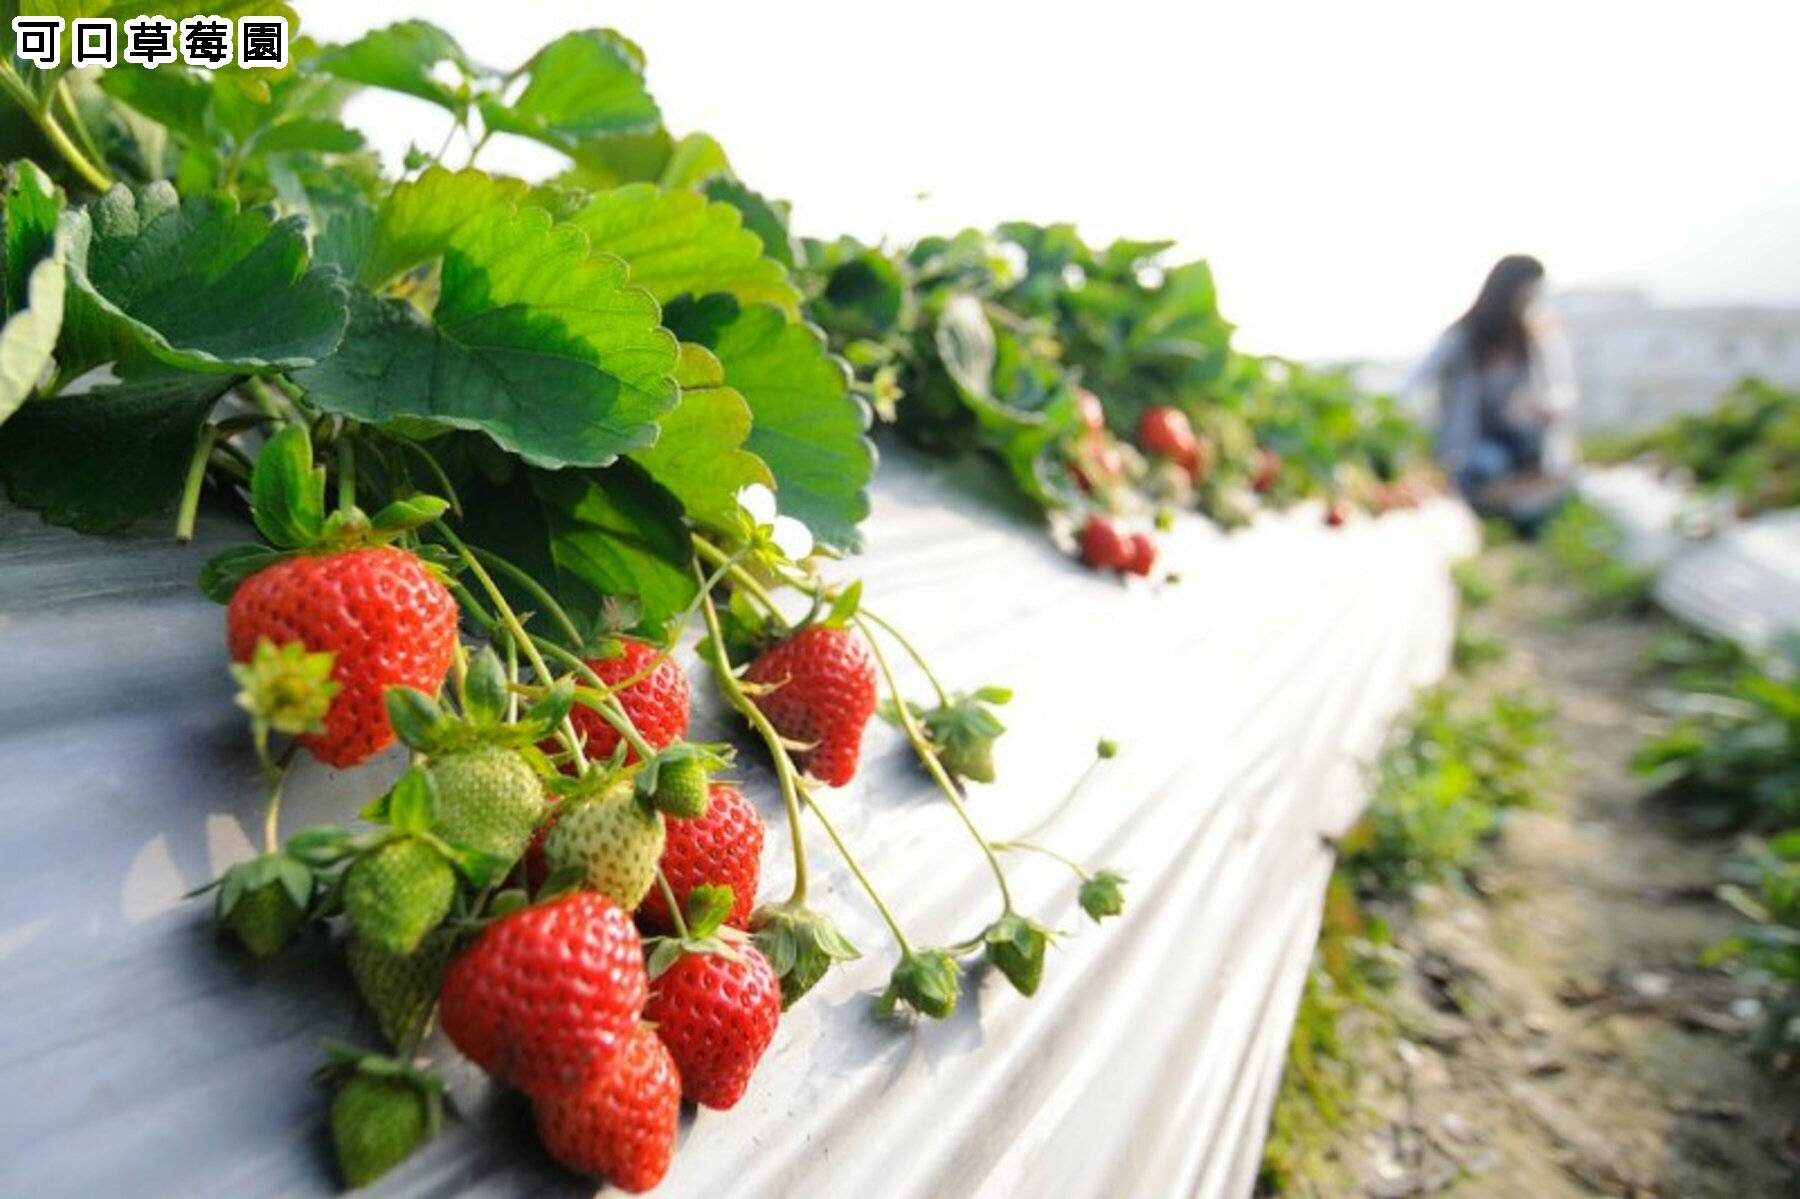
[{"left": 303, "top": 0, "right": 1800, "bottom": 363}]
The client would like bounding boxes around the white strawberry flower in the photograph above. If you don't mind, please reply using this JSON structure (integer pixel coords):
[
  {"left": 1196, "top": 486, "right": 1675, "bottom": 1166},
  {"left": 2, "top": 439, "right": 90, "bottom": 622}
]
[{"left": 734, "top": 483, "right": 814, "bottom": 564}]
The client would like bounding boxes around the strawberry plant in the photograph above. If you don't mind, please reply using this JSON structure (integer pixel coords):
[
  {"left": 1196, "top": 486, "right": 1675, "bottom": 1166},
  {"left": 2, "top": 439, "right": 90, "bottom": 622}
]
[{"left": 1, "top": 11, "right": 1136, "bottom": 1188}]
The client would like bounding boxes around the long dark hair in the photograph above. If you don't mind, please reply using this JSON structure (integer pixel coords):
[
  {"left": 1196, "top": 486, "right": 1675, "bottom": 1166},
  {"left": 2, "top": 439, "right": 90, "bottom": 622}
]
[{"left": 1456, "top": 254, "right": 1544, "bottom": 366}]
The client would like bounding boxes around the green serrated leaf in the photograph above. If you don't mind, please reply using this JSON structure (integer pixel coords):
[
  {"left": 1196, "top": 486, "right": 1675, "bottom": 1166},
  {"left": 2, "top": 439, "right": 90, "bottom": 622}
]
[
  {"left": 701, "top": 176, "right": 796, "bottom": 269},
  {"left": 58, "top": 182, "right": 348, "bottom": 377},
  {"left": 0, "top": 361, "right": 234, "bottom": 533},
  {"left": 313, "top": 20, "right": 474, "bottom": 113},
  {"left": 663, "top": 295, "right": 872, "bottom": 550},
  {"left": 567, "top": 183, "right": 800, "bottom": 317},
  {"left": 301, "top": 199, "right": 678, "bottom": 469},
  {"left": 476, "top": 29, "right": 660, "bottom": 152},
  {"left": 628, "top": 342, "right": 773, "bottom": 532}
]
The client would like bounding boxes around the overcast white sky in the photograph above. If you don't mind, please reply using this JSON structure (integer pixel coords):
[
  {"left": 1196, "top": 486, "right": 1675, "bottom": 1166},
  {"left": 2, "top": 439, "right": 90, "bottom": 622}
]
[{"left": 305, "top": 1, "right": 1800, "bottom": 363}]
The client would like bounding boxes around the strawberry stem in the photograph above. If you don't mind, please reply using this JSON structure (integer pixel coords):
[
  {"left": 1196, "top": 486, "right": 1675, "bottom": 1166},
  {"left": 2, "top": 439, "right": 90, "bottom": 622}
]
[
  {"left": 989, "top": 840, "right": 1090, "bottom": 882},
  {"left": 432, "top": 521, "right": 590, "bottom": 771},
  {"left": 691, "top": 534, "right": 788, "bottom": 623},
  {"left": 335, "top": 426, "right": 357, "bottom": 514},
  {"left": 857, "top": 606, "right": 951, "bottom": 707},
  {"left": 695, "top": 570, "right": 810, "bottom": 905},
  {"left": 260, "top": 742, "right": 298, "bottom": 855},
  {"left": 796, "top": 778, "right": 914, "bottom": 956},
  {"left": 174, "top": 424, "right": 219, "bottom": 543},
  {"left": 857, "top": 615, "right": 1014, "bottom": 913},
  {"left": 524, "top": 637, "right": 658, "bottom": 763},
  {"left": 654, "top": 867, "right": 690, "bottom": 940},
  {"left": 466, "top": 543, "right": 586, "bottom": 652}
]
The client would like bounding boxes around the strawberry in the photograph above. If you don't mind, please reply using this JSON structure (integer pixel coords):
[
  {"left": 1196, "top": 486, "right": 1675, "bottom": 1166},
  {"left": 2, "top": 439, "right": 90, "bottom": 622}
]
[
  {"left": 1325, "top": 502, "right": 1348, "bottom": 528},
  {"left": 637, "top": 782, "right": 765, "bottom": 933},
  {"left": 1124, "top": 532, "right": 1158, "bottom": 578},
  {"left": 649, "top": 753, "right": 709, "bottom": 820},
  {"left": 744, "top": 625, "right": 878, "bottom": 787},
  {"left": 1137, "top": 406, "right": 1197, "bottom": 471},
  {"left": 531, "top": 1024, "right": 679, "bottom": 1192},
  {"left": 645, "top": 942, "right": 782, "bottom": 1110},
  {"left": 227, "top": 546, "right": 458, "bottom": 768},
  {"left": 543, "top": 780, "right": 666, "bottom": 909},
  {"left": 344, "top": 838, "right": 456, "bottom": 956},
  {"left": 1252, "top": 447, "right": 1282, "bottom": 494},
  {"left": 330, "top": 1067, "right": 440, "bottom": 1188},
  {"left": 1078, "top": 515, "right": 1131, "bottom": 571},
  {"left": 346, "top": 930, "right": 456, "bottom": 1050},
  {"left": 562, "top": 640, "right": 689, "bottom": 765},
  {"left": 439, "top": 891, "right": 648, "bottom": 1099},
  {"left": 429, "top": 745, "right": 544, "bottom": 864},
  {"left": 326, "top": 1051, "right": 444, "bottom": 1189},
  {"left": 1077, "top": 388, "right": 1106, "bottom": 435}
]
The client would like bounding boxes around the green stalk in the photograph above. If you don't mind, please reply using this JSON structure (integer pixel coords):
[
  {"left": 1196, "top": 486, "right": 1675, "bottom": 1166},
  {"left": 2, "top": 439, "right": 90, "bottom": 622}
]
[
  {"left": 336, "top": 430, "right": 356, "bottom": 513},
  {"left": 858, "top": 606, "right": 952, "bottom": 706},
  {"left": 990, "top": 839, "right": 1090, "bottom": 881},
  {"left": 0, "top": 62, "right": 111, "bottom": 190},
  {"left": 433, "top": 522, "right": 591, "bottom": 771},
  {"left": 691, "top": 533, "right": 787, "bottom": 622},
  {"left": 797, "top": 778, "right": 913, "bottom": 956},
  {"left": 858, "top": 615, "right": 1013, "bottom": 912},
  {"left": 468, "top": 544, "right": 586, "bottom": 651},
  {"left": 655, "top": 868, "right": 690, "bottom": 940},
  {"left": 528, "top": 635, "right": 657, "bottom": 763},
  {"left": 696, "top": 572, "right": 809, "bottom": 904},
  {"left": 174, "top": 425, "right": 219, "bottom": 542}
]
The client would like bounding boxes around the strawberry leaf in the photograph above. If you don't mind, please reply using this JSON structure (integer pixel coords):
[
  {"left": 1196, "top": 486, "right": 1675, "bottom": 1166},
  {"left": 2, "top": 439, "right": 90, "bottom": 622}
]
[
  {"left": 0, "top": 361, "right": 234, "bottom": 532},
  {"left": 299, "top": 184, "right": 678, "bottom": 470},
  {"left": 250, "top": 425, "right": 326, "bottom": 549},
  {"left": 627, "top": 343, "right": 773, "bottom": 533},
  {"left": 58, "top": 183, "right": 349, "bottom": 377},
  {"left": 312, "top": 20, "right": 476, "bottom": 113},
  {"left": 663, "top": 295, "right": 873, "bottom": 551},
  {"left": 566, "top": 183, "right": 801, "bottom": 317},
  {"left": 702, "top": 177, "right": 797, "bottom": 270},
  {"left": 0, "top": 160, "right": 67, "bottom": 426},
  {"left": 476, "top": 29, "right": 661, "bottom": 152}
]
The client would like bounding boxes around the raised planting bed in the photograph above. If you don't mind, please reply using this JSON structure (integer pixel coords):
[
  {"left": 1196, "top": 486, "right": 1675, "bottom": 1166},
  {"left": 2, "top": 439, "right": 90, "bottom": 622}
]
[{"left": 0, "top": 448, "right": 1475, "bottom": 1197}]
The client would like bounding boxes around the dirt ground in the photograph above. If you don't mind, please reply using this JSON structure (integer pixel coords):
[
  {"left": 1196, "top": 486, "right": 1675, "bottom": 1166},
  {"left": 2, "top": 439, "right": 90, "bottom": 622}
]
[{"left": 1311, "top": 544, "right": 1800, "bottom": 1198}]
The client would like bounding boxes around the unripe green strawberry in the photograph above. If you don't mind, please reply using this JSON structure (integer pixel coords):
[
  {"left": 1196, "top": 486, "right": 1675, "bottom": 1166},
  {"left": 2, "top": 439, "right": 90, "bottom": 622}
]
[
  {"left": 347, "top": 931, "right": 456, "bottom": 1050},
  {"left": 224, "top": 879, "right": 303, "bottom": 958},
  {"left": 331, "top": 1073, "right": 431, "bottom": 1188},
  {"left": 345, "top": 838, "right": 455, "bottom": 956},
  {"left": 651, "top": 755, "right": 709, "bottom": 820},
  {"left": 429, "top": 746, "right": 544, "bottom": 864},
  {"left": 544, "top": 782, "right": 665, "bottom": 909}
]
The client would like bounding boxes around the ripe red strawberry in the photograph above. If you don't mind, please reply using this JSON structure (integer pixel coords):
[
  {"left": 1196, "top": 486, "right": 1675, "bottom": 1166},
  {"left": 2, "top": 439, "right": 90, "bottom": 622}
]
[
  {"left": 1325, "top": 502, "right": 1348, "bottom": 528},
  {"left": 744, "top": 626, "right": 877, "bottom": 787},
  {"left": 1137, "top": 406, "right": 1197, "bottom": 470},
  {"left": 1079, "top": 515, "right": 1131, "bottom": 571},
  {"left": 439, "top": 892, "right": 647, "bottom": 1099},
  {"left": 1124, "top": 532, "right": 1158, "bottom": 578},
  {"left": 531, "top": 1024, "right": 679, "bottom": 1192},
  {"left": 637, "top": 783, "right": 764, "bottom": 933},
  {"left": 227, "top": 547, "right": 458, "bottom": 768},
  {"left": 562, "top": 640, "right": 689, "bottom": 765},
  {"left": 645, "top": 943, "right": 781, "bottom": 1110}
]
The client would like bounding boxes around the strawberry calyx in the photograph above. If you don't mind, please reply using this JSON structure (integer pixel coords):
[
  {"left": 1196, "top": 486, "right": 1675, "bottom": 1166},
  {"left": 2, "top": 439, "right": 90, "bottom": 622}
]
[
  {"left": 876, "top": 948, "right": 961, "bottom": 1020},
  {"left": 229, "top": 637, "right": 340, "bottom": 739},
  {"left": 880, "top": 686, "right": 1011, "bottom": 785},
  {"left": 980, "top": 913, "right": 1057, "bottom": 997},
  {"left": 209, "top": 850, "right": 315, "bottom": 958},
  {"left": 319, "top": 1041, "right": 446, "bottom": 1189},
  {"left": 384, "top": 662, "right": 574, "bottom": 760},
  {"left": 198, "top": 425, "right": 453, "bottom": 603},
  {"left": 357, "top": 765, "right": 516, "bottom": 890},
  {"left": 750, "top": 899, "right": 861, "bottom": 1009},
  {"left": 644, "top": 884, "right": 746, "bottom": 979},
  {"left": 1078, "top": 870, "right": 1128, "bottom": 922},
  {"left": 633, "top": 741, "right": 733, "bottom": 819}
]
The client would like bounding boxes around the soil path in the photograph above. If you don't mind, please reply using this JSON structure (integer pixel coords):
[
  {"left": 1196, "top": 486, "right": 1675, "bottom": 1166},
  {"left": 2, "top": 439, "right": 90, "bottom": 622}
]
[{"left": 1323, "top": 543, "right": 1800, "bottom": 1198}]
